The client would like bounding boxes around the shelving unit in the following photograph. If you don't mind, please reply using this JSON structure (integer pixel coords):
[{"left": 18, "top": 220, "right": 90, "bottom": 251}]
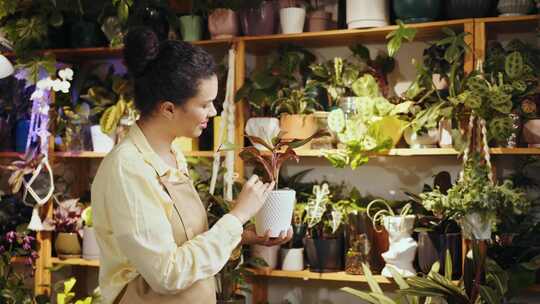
[{"left": 2, "top": 14, "right": 538, "bottom": 303}]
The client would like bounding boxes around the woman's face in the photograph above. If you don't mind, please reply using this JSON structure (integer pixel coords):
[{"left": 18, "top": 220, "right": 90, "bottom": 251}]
[{"left": 174, "top": 74, "right": 218, "bottom": 138}]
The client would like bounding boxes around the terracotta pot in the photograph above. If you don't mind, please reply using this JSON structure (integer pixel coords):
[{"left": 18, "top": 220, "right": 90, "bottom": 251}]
[
  {"left": 239, "top": 1, "right": 276, "bottom": 36},
  {"left": 55, "top": 232, "right": 81, "bottom": 259},
  {"left": 280, "top": 114, "right": 318, "bottom": 149},
  {"left": 208, "top": 9, "right": 239, "bottom": 39},
  {"left": 307, "top": 10, "right": 331, "bottom": 32},
  {"left": 523, "top": 119, "right": 540, "bottom": 147}
]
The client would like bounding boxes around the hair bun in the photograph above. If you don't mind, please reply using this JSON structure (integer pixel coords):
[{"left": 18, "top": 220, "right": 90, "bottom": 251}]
[{"left": 123, "top": 27, "right": 160, "bottom": 77}]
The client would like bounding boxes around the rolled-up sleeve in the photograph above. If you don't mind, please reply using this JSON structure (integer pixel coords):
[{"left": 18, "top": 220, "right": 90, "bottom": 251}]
[{"left": 107, "top": 159, "right": 243, "bottom": 294}]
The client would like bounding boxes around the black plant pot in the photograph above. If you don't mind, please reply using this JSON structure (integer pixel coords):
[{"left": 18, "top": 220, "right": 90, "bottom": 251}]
[
  {"left": 346, "top": 212, "right": 387, "bottom": 273},
  {"left": 291, "top": 223, "right": 307, "bottom": 248},
  {"left": 305, "top": 237, "right": 344, "bottom": 273},
  {"left": 417, "top": 232, "right": 462, "bottom": 279}
]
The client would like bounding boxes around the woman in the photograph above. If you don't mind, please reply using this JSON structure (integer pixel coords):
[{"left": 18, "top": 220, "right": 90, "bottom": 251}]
[{"left": 91, "top": 28, "right": 292, "bottom": 304}]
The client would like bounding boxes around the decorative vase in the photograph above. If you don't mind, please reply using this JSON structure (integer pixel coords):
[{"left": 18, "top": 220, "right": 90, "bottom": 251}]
[
  {"left": 252, "top": 244, "right": 280, "bottom": 269},
  {"left": 404, "top": 127, "right": 440, "bottom": 148},
  {"left": 281, "top": 248, "right": 304, "bottom": 271},
  {"left": 523, "top": 119, "right": 540, "bottom": 147},
  {"left": 245, "top": 117, "right": 281, "bottom": 150},
  {"left": 279, "top": 114, "right": 318, "bottom": 149},
  {"left": 459, "top": 212, "right": 492, "bottom": 240},
  {"left": 307, "top": 10, "right": 331, "bottom": 32},
  {"left": 14, "top": 119, "right": 30, "bottom": 153},
  {"left": 438, "top": 119, "right": 453, "bottom": 148},
  {"left": 280, "top": 7, "right": 306, "bottom": 34},
  {"left": 82, "top": 227, "right": 100, "bottom": 260},
  {"left": 346, "top": 0, "right": 389, "bottom": 28},
  {"left": 305, "top": 237, "right": 344, "bottom": 272},
  {"left": 55, "top": 232, "right": 82, "bottom": 259},
  {"left": 179, "top": 15, "right": 203, "bottom": 42},
  {"left": 255, "top": 190, "right": 296, "bottom": 237},
  {"left": 240, "top": 1, "right": 276, "bottom": 36},
  {"left": 445, "top": 0, "right": 495, "bottom": 19},
  {"left": 381, "top": 215, "right": 417, "bottom": 278},
  {"left": 90, "top": 125, "right": 115, "bottom": 153},
  {"left": 208, "top": 9, "right": 239, "bottom": 39},
  {"left": 393, "top": 0, "right": 442, "bottom": 23},
  {"left": 498, "top": 0, "right": 535, "bottom": 16}
]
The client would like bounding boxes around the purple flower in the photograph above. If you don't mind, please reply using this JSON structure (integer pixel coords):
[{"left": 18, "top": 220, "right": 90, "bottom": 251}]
[
  {"left": 23, "top": 242, "right": 31, "bottom": 251},
  {"left": 31, "top": 251, "right": 39, "bottom": 260},
  {"left": 5, "top": 231, "right": 16, "bottom": 243},
  {"left": 0, "top": 245, "right": 4, "bottom": 254}
]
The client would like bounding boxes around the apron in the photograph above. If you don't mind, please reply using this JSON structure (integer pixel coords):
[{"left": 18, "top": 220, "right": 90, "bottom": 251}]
[{"left": 115, "top": 172, "right": 216, "bottom": 304}]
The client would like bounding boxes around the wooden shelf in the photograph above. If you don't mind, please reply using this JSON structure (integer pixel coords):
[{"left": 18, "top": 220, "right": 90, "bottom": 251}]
[
  {"left": 53, "top": 150, "right": 217, "bottom": 158},
  {"left": 243, "top": 19, "right": 473, "bottom": 53},
  {"left": 10, "top": 256, "right": 29, "bottom": 264},
  {"left": 284, "top": 148, "right": 460, "bottom": 157},
  {"left": 50, "top": 257, "right": 100, "bottom": 267},
  {"left": 490, "top": 147, "right": 540, "bottom": 155},
  {"left": 2, "top": 39, "right": 234, "bottom": 61},
  {"left": 250, "top": 268, "right": 393, "bottom": 284},
  {"left": 0, "top": 151, "right": 24, "bottom": 158},
  {"left": 478, "top": 14, "right": 539, "bottom": 34}
]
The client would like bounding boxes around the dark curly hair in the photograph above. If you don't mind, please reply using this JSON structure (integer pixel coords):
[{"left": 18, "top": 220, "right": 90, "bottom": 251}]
[{"left": 123, "top": 27, "right": 217, "bottom": 116}]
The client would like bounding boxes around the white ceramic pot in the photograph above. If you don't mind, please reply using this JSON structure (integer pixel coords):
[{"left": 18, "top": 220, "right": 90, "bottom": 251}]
[
  {"left": 381, "top": 215, "right": 417, "bottom": 278},
  {"left": 404, "top": 127, "right": 440, "bottom": 148},
  {"left": 245, "top": 117, "right": 280, "bottom": 150},
  {"left": 497, "top": 0, "right": 534, "bottom": 16},
  {"left": 346, "top": 0, "right": 389, "bottom": 29},
  {"left": 252, "top": 244, "right": 280, "bottom": 269},
  {"left": 438, "top": 119, "right": 453, "bottom": 148},
  {"left": 281, "top": 248, "right": 304, "bottom": 271},
  {"left": 280, "top": 7, "right": 306, "bottom": 34},
  {"left": 90, "top": 125, "right": 115, "bottom": 153},
  {"left": 255, "top": 189, "right": 295, "bottom": 237},
  {"left": 523, "top": 119, "right": 540, "bottom": 147},
  {"left": 459, "top": 213, "right": 492, "bottom": 240},
  {"left": 82, "top": 227, "right": 100, "bottom": 260},
  {"left": 432, "top": 73, "right": 449, "bottom": 90}
]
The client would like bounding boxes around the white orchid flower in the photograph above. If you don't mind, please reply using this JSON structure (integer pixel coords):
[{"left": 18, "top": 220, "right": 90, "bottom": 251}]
[
  {"left": 58, "top": 80, "right": 70, "bottom": 93},
  {"left": 30, "top": 89, "right": 44, "bottom": 101},
  {"left": 36, "top": 77, "right": 53, "bottom": 90},
  {"left": 58, "top": 68, "right": 74, "bottom": 81}
]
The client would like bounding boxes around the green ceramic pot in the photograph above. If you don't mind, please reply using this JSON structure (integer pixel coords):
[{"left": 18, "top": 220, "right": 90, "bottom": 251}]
[
  {"left": 393, "top": 0, "right": 442, "bottom": 23},
  {"left": 179, "top": 15, "right": 203, "bottom": 42}
]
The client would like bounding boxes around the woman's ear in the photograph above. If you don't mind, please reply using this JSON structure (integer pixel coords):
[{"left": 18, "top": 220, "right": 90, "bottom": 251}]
[{"left": 158, "top": 101, "right": 176, "bottom": 120}]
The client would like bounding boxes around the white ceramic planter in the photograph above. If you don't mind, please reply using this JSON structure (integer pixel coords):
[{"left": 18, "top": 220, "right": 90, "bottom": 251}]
[
  {"left": 281, "top": 248, "right": 304, "bottom": 271},
  {"left": 459, "top": 213, "right": 492, "bottom": 240},
  {"left": 255, "top": 189, "right": 295, "bottom": 237},
  {"left": 90, "top": 125, "right": 115, "bottom": 153},
  {"left": 498, "top": 0, "right": 534, "bottom": 16},
  {"left": 252, "top": 244, "right": 280, "bottom": 269},
  {"left": 381, "top": 215, "right": 417, "bottom": 278},
  {"left": 82, "top": 227, "right": 100, "bottom": 260},
  {"left": 404, "top": 127, "right": 440, "bottom": 148},
  {"left": 346, "top": 0, "right": 389, "bottom": 29},
  {"left": 245, "top": 117, "right": 280, "bottom": 150},
  {"left": 438, "top": 119, "right": 453, "bottom": 148},
  {"left": 280, "top": 7, "right": 306, "bottom": 34},
  {"left": 523, "top": 119, "right": 540, "bottom": 147}
]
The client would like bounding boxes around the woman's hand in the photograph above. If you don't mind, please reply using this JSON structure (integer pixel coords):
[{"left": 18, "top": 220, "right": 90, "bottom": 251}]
[
  {"left": 229, "top": 175, "right": 274, "bottom": 224},
  {"left": 241, "top": 225, "right": 293, "bottom": 246}
]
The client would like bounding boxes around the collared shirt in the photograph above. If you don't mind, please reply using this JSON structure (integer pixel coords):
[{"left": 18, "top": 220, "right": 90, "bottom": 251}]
[{"left": 91, "top": 124, "right": 243, "bottom": 304}]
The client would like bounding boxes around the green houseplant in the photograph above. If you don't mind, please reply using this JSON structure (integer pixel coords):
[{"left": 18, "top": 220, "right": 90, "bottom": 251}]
[
  {"left": 43, "top": 198, "right": 84, "bottom": 259},
  {"left": 324, "top": 74, "right": 412, "bottom": 169}
]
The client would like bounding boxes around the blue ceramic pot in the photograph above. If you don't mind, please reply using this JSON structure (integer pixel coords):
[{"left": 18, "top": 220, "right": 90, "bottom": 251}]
[{"left": 393, "top": 0, "right": 442, "bottom": 23}]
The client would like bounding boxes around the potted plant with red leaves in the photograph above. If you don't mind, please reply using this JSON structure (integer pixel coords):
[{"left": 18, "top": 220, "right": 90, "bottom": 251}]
[
  {"left": 233, "top": 129, "right": 328, "bottom": 237},
  {"left": 43, "top": 198, "right": 84, "bottom": 259}
]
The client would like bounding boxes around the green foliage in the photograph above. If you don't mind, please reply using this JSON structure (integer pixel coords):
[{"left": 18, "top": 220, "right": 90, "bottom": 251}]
[
  {"left": 386, "top": 20, "right": 417, "bottom": 58},
  {"left": 55, "top": 277, "right": 100, "bottom": 304},
  {"left": 273, "top": 85, "right": 321, "bottom": 115},
  {"left": 420, "top": 154, "right": 530, "bottom": 227},
  {"left": 14, "top": 54, "right": 56, "bottom": 86},
  {"left": 324, "top": 74, "right": 411, "bottom": 169},
  {"left": 112, "top": 0, "right": 133, "bottom": 24},
  {"left": 308, "top": 57, "right": 361, "bottom": 103},
  {"left": 236, "top": 45, "right": 316, "bottom": 117}
]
